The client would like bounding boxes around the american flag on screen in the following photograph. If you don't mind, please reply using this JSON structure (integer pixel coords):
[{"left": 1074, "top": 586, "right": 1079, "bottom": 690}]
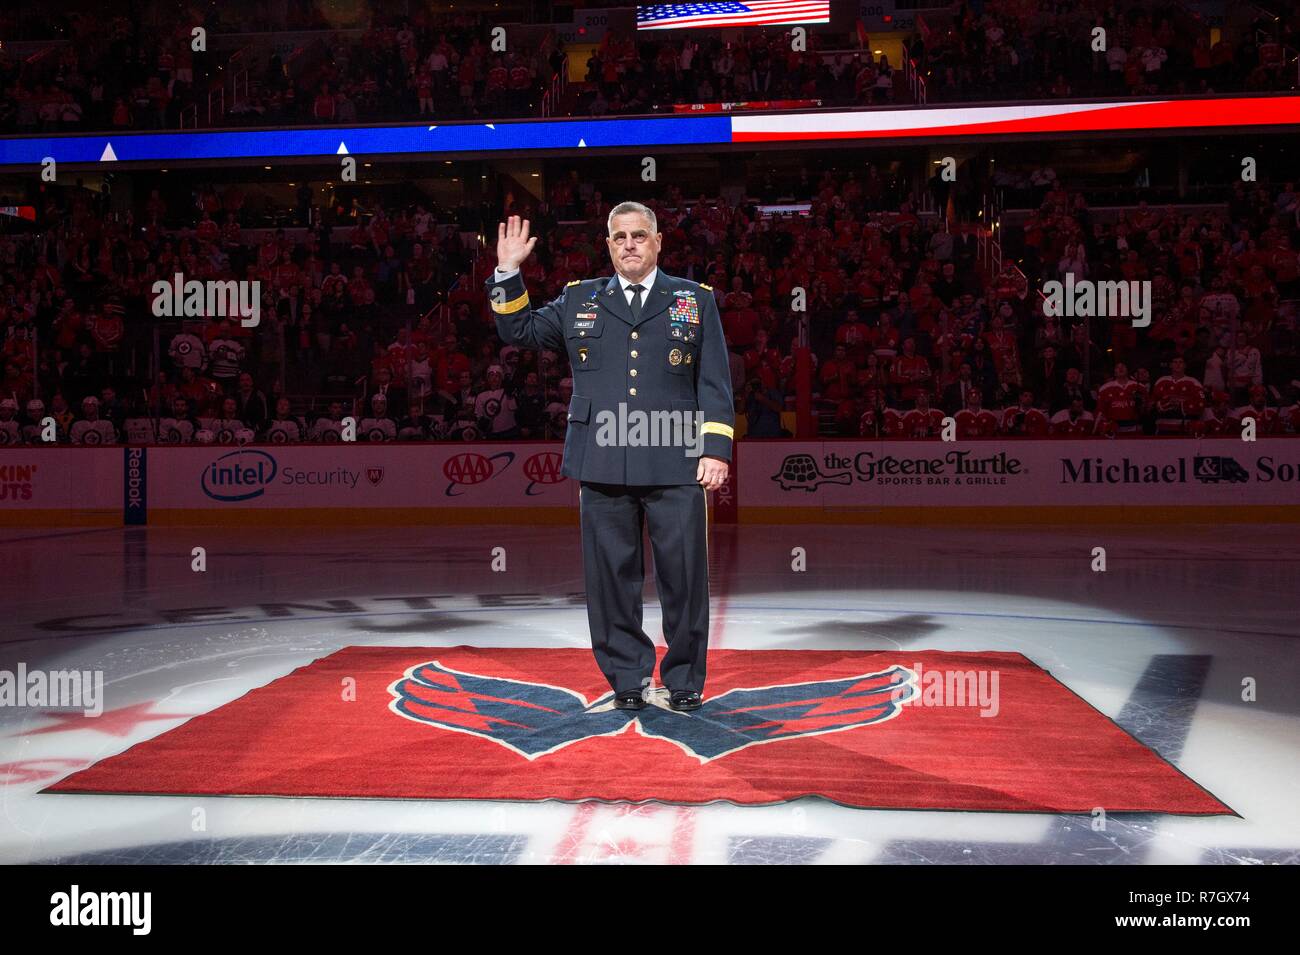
[{"left": 637, "top": 2, "right": 831, "bottom": 31}]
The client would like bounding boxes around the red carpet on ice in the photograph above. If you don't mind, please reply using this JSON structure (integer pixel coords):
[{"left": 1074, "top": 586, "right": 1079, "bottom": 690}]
[{"left": 45, "top": 646, "right": 1231, "bottom": 814}]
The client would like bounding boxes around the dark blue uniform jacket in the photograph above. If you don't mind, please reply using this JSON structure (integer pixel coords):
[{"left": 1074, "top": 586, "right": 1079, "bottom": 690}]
[{"left": 488, "top": 268, "right": 735, "bottom": 485}]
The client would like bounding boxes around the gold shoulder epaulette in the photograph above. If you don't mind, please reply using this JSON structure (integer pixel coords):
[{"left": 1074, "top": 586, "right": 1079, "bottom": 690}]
[
  {"left": 566, "top": 279, "right": 582, "bottom": 287},
  {"left": 699, "top": 283, "right": 712, "bottom": 291}
]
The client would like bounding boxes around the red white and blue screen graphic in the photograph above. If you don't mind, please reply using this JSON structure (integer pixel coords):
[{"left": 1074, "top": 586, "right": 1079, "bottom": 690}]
[{"left": 637, "top": 2, "right": 831, "bottom": 31}]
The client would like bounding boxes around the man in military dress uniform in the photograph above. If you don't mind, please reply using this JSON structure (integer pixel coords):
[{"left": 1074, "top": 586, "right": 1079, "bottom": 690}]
[{"left": 487, "top": 202, "right": 734, "bottom": 712}]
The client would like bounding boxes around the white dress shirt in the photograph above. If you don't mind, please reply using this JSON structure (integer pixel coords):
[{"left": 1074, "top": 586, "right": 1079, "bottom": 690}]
[{"left": 616, "top": 267, "right": 657, "bottom": 306}]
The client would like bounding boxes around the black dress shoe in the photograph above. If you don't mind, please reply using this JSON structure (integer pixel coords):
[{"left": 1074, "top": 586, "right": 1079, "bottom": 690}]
[
  {"left": 669, "top": 690, "right": 703, "bottom": 712},
  {"left": 614, "top": 691, "right": 646, "bottom": 710}
]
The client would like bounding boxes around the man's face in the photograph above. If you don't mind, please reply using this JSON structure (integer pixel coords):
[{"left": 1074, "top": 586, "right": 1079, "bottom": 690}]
[{"left": 606, "top": 212, "right": 661, "bottom": 283}]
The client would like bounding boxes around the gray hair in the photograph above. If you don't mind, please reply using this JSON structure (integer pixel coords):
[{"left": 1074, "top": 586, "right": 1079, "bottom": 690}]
[{"left": 607, "top": 201, "right": 657, "bottom": 237}]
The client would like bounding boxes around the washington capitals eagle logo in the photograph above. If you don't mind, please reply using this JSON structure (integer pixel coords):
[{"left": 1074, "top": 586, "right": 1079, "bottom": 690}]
[{"left": 388, "top": 662, "right": 918, "bottom": 762}]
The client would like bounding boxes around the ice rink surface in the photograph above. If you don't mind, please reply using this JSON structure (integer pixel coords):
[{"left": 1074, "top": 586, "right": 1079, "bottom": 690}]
[{"left": 1, "top": 521, "right": 1296, "bottom": 865}]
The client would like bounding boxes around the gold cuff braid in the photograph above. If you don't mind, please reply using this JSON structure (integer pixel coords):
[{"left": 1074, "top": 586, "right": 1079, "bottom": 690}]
[
  {"left": 491, "top": 291, "right": 530, "bottom": 315},
  {"left": 701, "top": 422, "right": 734, "bottom": 439}
]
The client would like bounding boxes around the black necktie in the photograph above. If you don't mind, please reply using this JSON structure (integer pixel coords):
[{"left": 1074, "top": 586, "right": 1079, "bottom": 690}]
[{"left": 628, "top": 283, "right": 644, "bottom": 319}]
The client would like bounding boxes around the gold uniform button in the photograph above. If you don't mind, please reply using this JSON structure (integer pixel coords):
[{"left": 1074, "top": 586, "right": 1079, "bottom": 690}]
[
  {"left": 630, "top": 368, "right": 638, "bottom": 377},
  {"left": 629, "top": 387, "right": 637, "bottom": 396},
  {"left": 631, "top": 331, "right": 639, "bottom": 340},
  {"left": 630, "top": 350, "right": 638, "bottom": 358}
]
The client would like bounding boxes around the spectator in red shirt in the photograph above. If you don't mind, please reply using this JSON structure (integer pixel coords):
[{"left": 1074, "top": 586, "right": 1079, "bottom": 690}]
[
  {"left": 820, "top": 344, "right": 856, "bottom": 402},
  {"left": 416, "top": 69, "right": 434, "bottom": 114},
  {"left": 458, "top": 51, "right": 479, "bottom": 109},
  {"left": 892, "top": 337, "right": 933, "bottom": 406},
  {"left": 486, "top": 56, "right": 509, "bottom": 105},
  {"left": 273, "top": 252, "right": 302, "bottom": 294},
  {"left": 90, "top": 303, "right": 125, "bottom": 353},
  {"left": 195, "top": 212, "right": 219, "bottom": 244},
  {"left": 348, "top": 266, "right": 373, "bottom": 306},
  {"left": 835, "top": 309, "right": 872, "bottom": 364},
  {"left": 221, "top": 213, "right": 242, "bottom": 249},
  {"left": 744, "top": 329, "right": 782, "bottom": 391},
  {"left": 111, "top": 97, "right": 132, "bottom": 128},
  {"left": 313, "top": 85, "right": 337, "bottom": 122},
  {"left": 722, "top": 288, "right": 759, "bottom": 351},
  {"left": 872, "top": 312, "right": 900, "bottom": 359}
]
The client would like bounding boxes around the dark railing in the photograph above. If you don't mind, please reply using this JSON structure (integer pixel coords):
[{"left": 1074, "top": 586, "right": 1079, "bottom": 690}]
[{"left": 540, "top": 54, "right": 570, "bottom": 118}]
